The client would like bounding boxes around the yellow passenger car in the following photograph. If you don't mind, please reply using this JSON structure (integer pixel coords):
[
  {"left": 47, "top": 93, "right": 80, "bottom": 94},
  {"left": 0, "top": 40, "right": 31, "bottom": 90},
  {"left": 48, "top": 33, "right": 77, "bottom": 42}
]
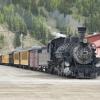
[
  {"left": 13, "top": 52, "right": 20, "bottom": 65},
  {"left": 2, "top": 54, "right": 9, "bottom": 64},
  {"left": 20, "top": 50, "right": 29, "bottom": 66}
]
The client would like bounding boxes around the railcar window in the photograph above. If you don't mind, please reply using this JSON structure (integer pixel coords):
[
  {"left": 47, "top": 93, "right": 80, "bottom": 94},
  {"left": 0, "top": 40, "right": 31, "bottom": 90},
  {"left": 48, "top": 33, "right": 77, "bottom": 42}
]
[
  {"left": 22, "top": 52, "right": 28, "bottom": 60},
  {"left": 38, "top": 49, "right": 42, "bottom": 53},
  {"left": 15, "top": 54, "right": 19, "bottom": 60}
]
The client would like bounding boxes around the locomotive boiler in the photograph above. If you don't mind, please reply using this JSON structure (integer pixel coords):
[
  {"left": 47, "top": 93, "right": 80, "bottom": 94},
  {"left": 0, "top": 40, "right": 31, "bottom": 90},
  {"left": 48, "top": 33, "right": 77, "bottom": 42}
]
[{"left": 47, "top": 27, "right": 97, "bottom": 79}]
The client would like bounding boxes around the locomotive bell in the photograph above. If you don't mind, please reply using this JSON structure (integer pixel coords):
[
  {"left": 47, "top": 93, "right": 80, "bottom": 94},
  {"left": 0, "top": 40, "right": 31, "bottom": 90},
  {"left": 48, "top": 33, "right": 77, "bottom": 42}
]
[{"left": 78, "top": 27, "right": 86, "bottom": 42}]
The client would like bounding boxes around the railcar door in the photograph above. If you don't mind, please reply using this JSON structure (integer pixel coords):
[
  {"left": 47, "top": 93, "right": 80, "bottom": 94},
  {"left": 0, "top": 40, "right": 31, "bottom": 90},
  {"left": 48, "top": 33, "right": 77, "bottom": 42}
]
[{"left": 9, "top": 53, "right": 14, "bottom": 65}]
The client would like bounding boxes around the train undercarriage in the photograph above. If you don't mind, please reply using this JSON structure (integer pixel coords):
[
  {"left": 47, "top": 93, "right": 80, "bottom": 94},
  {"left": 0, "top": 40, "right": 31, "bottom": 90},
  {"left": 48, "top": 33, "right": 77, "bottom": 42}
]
[{"left": 45, "top": 61, "right": 97, "bottom": 79}]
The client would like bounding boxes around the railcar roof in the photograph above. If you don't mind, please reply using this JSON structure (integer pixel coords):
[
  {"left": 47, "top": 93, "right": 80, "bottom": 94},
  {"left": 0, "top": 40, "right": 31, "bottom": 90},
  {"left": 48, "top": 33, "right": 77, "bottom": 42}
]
[
  {"left": 13, "top": 46, "right": 43, "bottom": 53},
  {"left": 1, "top": 54, "right": 9, "bottom": 56},
  {"left": 8, "top": 51, "right": 15, "bottom": 54},
  {"left": 28, "top": 46, "right": 42, "bottom": 51}
]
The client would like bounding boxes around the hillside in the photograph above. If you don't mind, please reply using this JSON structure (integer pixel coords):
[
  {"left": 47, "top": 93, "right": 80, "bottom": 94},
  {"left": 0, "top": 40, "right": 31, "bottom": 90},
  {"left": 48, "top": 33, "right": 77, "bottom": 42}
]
[
  {"left": 0, "top": 26, "right": 43, "bottom": 54},
  {"left": 0, "top": 0, "right": 100, "bottom": 53}
]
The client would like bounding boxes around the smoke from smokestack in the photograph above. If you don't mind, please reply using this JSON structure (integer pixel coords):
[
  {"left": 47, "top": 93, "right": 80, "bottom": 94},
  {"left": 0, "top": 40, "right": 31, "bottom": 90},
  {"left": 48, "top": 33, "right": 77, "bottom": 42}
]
[{"left": 51, "top": 32, "right": 66, "bottom": 38}]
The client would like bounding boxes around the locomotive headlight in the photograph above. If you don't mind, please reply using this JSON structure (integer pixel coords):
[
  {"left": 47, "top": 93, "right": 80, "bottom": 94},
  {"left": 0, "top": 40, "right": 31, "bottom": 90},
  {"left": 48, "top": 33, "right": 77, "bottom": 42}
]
[
  {"left": 96, "top": 63, "right": 100, "bottom": 68},
  {"left": 83, "top": 39, "right": 88, "bottom": 43},
  {"left": 65, "top": 62, "right": 70, "bottom": 67}
]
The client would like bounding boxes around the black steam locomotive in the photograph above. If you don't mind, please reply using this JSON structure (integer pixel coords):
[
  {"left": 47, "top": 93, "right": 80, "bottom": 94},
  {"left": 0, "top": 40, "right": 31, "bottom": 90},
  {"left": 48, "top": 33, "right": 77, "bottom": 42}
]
[
  {"left": 47, "top": 27, "right": 97, "bottom": 78},
  {"left": 0, "top": 27, "right": 98, "bottom": 79}
]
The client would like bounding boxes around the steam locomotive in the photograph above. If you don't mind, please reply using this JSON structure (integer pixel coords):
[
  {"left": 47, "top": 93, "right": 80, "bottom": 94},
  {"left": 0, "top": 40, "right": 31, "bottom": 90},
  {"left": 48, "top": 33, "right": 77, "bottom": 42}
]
[
  {"left": 47, "top": 27, "right": 97, "bottom": 78},
  {"left": 0, "top": 27, "right": 99, "bottom": 79}
]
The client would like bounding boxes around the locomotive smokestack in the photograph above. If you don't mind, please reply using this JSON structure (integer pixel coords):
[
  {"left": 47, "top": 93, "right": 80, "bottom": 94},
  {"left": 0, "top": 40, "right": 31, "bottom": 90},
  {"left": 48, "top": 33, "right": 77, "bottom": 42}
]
[{"left": 78, "top": 27, "right": 86, "bottom": 42}]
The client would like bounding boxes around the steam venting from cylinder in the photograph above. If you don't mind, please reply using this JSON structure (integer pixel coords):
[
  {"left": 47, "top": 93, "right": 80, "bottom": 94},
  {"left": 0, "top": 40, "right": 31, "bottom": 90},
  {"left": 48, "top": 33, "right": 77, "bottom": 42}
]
[{"left": 78, "top": 27, "right": 86, "bottom": 42}]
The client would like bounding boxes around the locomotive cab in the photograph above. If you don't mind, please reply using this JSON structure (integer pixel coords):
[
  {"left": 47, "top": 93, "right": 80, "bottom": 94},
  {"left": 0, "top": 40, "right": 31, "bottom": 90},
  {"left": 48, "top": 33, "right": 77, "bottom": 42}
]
[{"left": 47, "top": 37, "right": 65, "bottom": 60}]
